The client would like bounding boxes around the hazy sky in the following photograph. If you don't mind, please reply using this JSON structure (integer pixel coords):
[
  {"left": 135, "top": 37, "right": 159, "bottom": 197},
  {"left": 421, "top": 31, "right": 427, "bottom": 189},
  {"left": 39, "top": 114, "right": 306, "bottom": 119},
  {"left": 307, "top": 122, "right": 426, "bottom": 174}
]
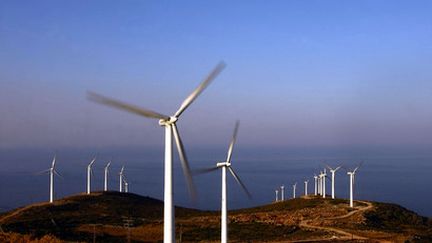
[{"left": 1, "top": 1, "right": 431, "bottom": 149}]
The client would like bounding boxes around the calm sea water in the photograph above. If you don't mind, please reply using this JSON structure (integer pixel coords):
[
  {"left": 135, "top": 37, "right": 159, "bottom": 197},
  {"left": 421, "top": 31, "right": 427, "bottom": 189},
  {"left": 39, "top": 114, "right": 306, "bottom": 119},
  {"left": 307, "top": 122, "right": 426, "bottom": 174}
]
[{"left": 0, "top": 147, "right": 431, "bottom": 217}]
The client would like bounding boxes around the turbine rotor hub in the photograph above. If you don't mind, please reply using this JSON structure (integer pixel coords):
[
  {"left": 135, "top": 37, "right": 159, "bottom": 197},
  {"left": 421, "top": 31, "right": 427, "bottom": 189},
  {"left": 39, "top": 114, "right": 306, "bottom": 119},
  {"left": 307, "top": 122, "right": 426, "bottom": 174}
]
[{"left": 159, "top": 116, "right": 178, "bottom": 126}]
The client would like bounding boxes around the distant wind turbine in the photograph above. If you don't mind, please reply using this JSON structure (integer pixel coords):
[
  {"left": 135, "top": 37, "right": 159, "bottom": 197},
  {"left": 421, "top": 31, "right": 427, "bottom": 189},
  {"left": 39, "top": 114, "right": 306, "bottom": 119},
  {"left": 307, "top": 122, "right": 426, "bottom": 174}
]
[
  {"left": 313, "top": 174, "right": 318, "bottom": 196},
  {"left": 280, "top": 185, "right": 285, "bottom": 201},
  {"left": 275, "top": 189, "right": 279, "bottom": 202},
  {"left": 193, "top": 121, "right": 251, "bottom": 243},
  {"left": 119, "top": 166, "right": 125, "bottom": 192},
  {"left": 325, "top": 164, "right": 342, "bottom": 199},
  {"left": 320, "top": 169, "right": 327, "bottom": 198},
  {"left": 88, "top": 62, "right": 225, "bottom": 243},
  {"left": 304, "top": 180, "right": 309, "bottom": 196},
  {"left": 292, "top": 182, "right": 297, "bottom": 199},
  {"left": 87, "top": 157, "right": 96, "bottom": 194},
  {"left": 40, "top": 155, "right": 61, "bottom": 203},
  {"left": 347, "top": 162, "right": 363, "bottom": 207},
  {"left": 104, "top": 161, "right": 111, "bottom": 191}
]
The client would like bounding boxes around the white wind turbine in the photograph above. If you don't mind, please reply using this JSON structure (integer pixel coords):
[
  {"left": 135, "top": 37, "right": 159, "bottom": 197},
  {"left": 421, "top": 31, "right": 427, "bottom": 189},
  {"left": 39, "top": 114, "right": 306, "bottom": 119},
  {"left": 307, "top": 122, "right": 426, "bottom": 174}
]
[
  {"left": 280, "top": 185, "right": 285, "bottom": 201},
  {"left": 87, "top": 157, "right": 96, "bottom": 195},
  {"left": 320, "top": 169, "right": 327, "bottom": 198},
  {"left": 88, "top": 62, "right": 225, "bottom": 243},
  {"left": 292, "top": 182, "right": 297, "bottom": 199},
  {"left": 313, "top": 174, "right": 318, "bottom": 196},
  {"left": 124, "top": 180, "right": 129, "bottom": 193},
  {"left": 304, "top": 180, "right": 309, "bottom": 196},
  {"left": 119, "top": 166, "right": 125, "bottom": 192},
  {"left": 275, "top": 189, "right": 279, "bottom": 202},
  {"left": 40, "top": 155, "right": 61, "bottom": 203},
  {"left": 317, "top": 172, "right": 322, "bottom": 195},
  {"left": 325, "top": 164, "right": 341, "bottom": 199},
  {"left": 104, "top": 161, "right": 111, "bottom": 191},
  {"left": 347, "top": 163, "right": 362, "bottom": 208},
  {"left": 194, "top": 121, "right": 251, "bottom": 243}
]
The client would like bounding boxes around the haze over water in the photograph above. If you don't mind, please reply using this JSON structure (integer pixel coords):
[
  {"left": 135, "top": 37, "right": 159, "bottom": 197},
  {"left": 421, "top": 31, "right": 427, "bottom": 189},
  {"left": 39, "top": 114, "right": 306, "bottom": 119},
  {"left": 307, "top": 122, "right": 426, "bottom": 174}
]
[{"left": 1, "top": 146, "right": 431, "bottom": 217}]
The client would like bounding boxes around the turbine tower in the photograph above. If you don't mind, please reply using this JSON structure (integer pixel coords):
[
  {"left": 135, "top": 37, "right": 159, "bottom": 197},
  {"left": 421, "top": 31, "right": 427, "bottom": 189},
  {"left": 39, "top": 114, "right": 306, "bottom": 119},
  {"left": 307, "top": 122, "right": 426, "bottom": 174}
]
[
  {"left": 88, "top": 62, "right": 225, "bottom": 243},
  {"left": 317, "top": 172, "right": 322, "bottom": 195},
  {"left": 313, "top": 174, "right": 318, "bottom": 196},
  {"left": 87, "top": 157, "right": 96, "bottom": 194},
  {"left": 292, "top": 182, "right": 297, "bottom": 199},
  {"left": 193, "top": 121, "right": 251, "bottom": 243},
  {"left": 104, "top": 161, "right": 111, "bottom": 191},
  {"left": 325, "top": 164, "right": 341, "bottom": 199},
  {"left": 347, "top": 163, "right": 362, "bottom": 207},
  {"left": 119, "top": 166, "right": 125, "bottom": 192},
  {"left": 280, "top": 185, "right": 285, "bottom": 201},
  {"left": 304, "top": 180, "right": 309, "bottom": 196},
  {"left": 124, "top": 178, "right": 129, "bottom": 193},
  {"left": 275, "top": 189, "right": 279, "bottom": 202}
]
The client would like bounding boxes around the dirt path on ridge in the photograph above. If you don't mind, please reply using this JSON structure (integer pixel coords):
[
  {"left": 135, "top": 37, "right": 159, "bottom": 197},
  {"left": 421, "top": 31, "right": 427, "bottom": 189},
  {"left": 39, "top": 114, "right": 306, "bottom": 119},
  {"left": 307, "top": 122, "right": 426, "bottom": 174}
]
[{"left": 291, "top": 200, "right": 379, "bottom": 242}]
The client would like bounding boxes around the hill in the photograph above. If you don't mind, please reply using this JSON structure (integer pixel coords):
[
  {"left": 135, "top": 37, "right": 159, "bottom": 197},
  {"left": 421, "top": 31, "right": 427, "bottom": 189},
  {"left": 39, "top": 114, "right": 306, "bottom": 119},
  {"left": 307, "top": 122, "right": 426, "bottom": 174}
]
[{"left": 0, "top": 192, "right": 431, "bottom": 242}]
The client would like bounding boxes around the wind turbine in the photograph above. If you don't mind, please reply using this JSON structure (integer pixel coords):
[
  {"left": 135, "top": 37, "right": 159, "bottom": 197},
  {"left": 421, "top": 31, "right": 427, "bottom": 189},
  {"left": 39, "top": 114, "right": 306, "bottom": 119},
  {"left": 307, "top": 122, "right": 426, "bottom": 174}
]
[
  {"left": 280, "top": 185, "right": 285, "bottom": 201},
  {"left": 119, "top": 166, "right": 125, "bottom": 192},
  {"left": 41, "top": 155, "right": 61, "bottom": 203},
  {"left": 87, "top": 157, "right": 96, "bottom": 194},
  {"left": 325, "top": 164, "right": 341, "bottom": 199},
  {"left": 275, "top": 189, "right": 279, "bottom": 202},
  {"left": 104, "top": 161, "right": 111, "bottom": 191},
  {"left": 87, "top": 62, "right": 225, "bottom": 243},
  {"left": 320, "top": 169, "right": 327, "bottom": 198},
  {"left": 125, "top": 181, "right": 129, "bottom": 193},
  {"left": 304, "top": 180, "right": 309, "bottom": 196},
  {"left": 292, "top": 182, "right": 297, "bottom": 199},
  {"left": 347, "top": 163, "right": 362, "bottom": 207},
  {"left": 123, "top": 178, "right": 129, "bottom": 193},
  {"left": 193, "top": 121, "right": 251, "bottom": 243},
  {"left": 317, "top": 172, "right": 322, "bottom": 195},
  {"left": 313, "top": 174, "right": 318, "bottom": 196}
]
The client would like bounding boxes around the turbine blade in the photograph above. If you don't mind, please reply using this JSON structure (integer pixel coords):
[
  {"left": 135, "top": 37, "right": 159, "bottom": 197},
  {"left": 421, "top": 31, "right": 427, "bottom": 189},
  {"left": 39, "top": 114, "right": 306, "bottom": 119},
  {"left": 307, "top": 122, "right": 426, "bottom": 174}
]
[
  {"left": 51, "top": 155, "right": 57, "bottom": 169},
  {"left": 172, "top": 124, "right": 197, "bottom": 201},
  {"left": 192, "top": 166, "right": 219, "bottom": 175},
  {"left": 54, "top": 169, "right": 63, "bottom": 179},
  {"left": 35, "top": 169, "right": 51, "bottom": 175},
  {"left": 335, "top": 165, "right": 342, "bottom": 171},
  {"left": 228, "top": 167, "right": 252, "bottom": 199},
  {"left": 87, "top": 91, "right": 169, "bottom": 120},
  {"left": 323, "top": 162, "right": 332, "bottom": 171},
  {"left": 174, "top": 62, "right": 226, "bottom": 118},
  {"left": 353, "top": 161, "right": 363, "bottom": 173},
  {"left": 226, "top": 121, "right": 240, "bottom": 163}
]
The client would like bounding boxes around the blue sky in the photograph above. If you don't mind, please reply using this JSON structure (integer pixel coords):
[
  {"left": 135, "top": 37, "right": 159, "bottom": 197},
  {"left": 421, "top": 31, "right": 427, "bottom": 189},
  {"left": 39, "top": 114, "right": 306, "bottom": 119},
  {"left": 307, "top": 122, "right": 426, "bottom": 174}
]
[{"left": 1, "top": 1, "right": 432, "bottom": 149}]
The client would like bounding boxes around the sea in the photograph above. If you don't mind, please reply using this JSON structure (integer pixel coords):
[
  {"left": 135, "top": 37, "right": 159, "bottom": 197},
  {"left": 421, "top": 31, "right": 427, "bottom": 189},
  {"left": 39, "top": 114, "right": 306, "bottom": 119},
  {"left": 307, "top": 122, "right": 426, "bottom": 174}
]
[{"left": 0, "top": 146, "right": 431, "bottom": 217}]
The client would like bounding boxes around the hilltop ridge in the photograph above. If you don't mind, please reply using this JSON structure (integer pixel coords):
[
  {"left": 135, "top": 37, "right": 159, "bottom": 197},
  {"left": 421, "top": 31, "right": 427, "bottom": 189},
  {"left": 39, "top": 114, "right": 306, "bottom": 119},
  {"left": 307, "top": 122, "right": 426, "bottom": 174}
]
[{"left": 0, "top": 192, "right": 431, "bottom": 242}]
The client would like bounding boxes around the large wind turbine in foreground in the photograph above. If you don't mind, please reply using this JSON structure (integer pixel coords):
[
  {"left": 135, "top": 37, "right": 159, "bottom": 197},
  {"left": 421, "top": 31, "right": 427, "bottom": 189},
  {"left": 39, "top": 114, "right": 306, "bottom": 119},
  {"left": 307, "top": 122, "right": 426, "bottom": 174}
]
[
  {"left": 104, "top": 161, "right": 111, "bottom": 191},
  {"left": 194, "top": 121, "right": 252, "bottom": 243},
  {"left": 347, "top": 163, "right": 362, "bottom": 207},
  {"left": 88, "top": 62, "right": 225, "bottom": 243},
  {"left": 87, "top": 157, "right": 96, "bottom": 194},
  {"left": 325, "top": 164, "right": 341, "bottom": 199}
]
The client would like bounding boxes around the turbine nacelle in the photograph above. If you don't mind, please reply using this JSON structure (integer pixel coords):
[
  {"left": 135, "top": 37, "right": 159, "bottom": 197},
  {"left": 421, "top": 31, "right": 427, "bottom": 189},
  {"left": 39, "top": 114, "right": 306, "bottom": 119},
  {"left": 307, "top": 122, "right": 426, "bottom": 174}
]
[
  {"left": 216, "top": 161, "right": 230, "bottom": 167},
  {"left": 159, "top": 116, "right": 178, "bottom": 126}
]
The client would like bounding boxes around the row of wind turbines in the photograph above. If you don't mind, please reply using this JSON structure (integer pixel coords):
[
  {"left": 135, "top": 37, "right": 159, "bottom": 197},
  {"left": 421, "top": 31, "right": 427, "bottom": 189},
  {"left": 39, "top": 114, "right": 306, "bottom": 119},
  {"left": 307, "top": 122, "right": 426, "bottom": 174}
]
[
  {"left": 42, "top": 156, "right": 130, "bottom": 203},
  {"left": 275, "top": 163, "right": 362, "bottom": 207}
]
